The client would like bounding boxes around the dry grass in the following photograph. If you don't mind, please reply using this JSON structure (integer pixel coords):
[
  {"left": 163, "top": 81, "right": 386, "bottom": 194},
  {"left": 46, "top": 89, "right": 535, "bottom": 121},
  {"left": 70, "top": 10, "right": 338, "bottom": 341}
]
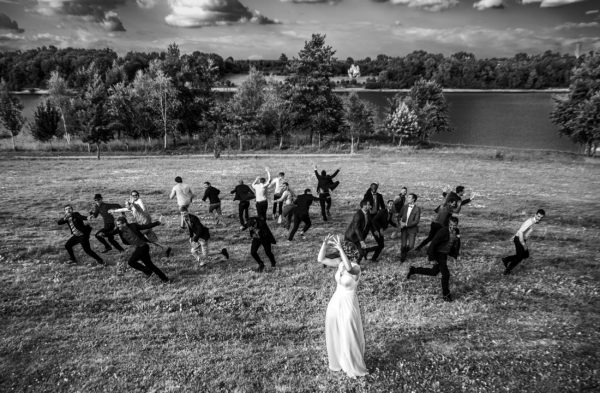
[{"left": 0, "top": 150, "right": 599, "bottom": 392}]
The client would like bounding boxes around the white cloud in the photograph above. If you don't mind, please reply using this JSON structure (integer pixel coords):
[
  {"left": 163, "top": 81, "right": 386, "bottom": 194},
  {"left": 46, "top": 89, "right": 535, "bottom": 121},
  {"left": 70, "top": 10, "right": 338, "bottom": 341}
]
[
  {"left": 389, "top": 24, "right": 599, "bottom": 56},
  {"left": 520, "top": 0, "right": 587, "bottom": 7},
  {"left": 165, "top": 0, "right": 277, "bottom": 27},
  {"left": 0, "top": 32, "right": 25, "bottom": 41},
  {"left": 280, "top": 0, "right": 342, "bottom": 3},
  {"left": 33, "top": 0, "right": 127, "bottom": 30},
  {"left": 555, "top": 21, "right": 599, "bottom": 30},
  {"left": 136, "top": 0, "right": 159, "bottom": 8},
  {"left": 473, "top": 0, "right": 504, "bottom": 11},
  {"left": 585, "top": 9, "right": 598, "bottom": 15},
  {"left": 380, "top": 0, "right": 459, "bottom": 12}
]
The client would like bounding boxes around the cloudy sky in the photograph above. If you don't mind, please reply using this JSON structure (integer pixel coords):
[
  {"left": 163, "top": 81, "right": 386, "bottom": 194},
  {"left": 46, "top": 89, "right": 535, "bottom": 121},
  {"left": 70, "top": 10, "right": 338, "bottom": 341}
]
[{"left": 0, "top": 0, "right": 598, "bottom": 59}]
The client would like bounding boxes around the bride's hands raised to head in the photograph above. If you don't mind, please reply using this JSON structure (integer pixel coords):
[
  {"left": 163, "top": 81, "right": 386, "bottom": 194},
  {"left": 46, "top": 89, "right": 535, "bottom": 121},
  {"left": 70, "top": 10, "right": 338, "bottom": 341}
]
[{"left": 327, "top": 234, "right": 343, "bottom": 251}]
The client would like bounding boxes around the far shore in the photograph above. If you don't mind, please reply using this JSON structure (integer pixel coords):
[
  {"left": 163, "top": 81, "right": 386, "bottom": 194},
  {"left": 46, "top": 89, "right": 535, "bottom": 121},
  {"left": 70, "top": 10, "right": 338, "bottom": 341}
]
[{"left": 13, "top": 87, "right": 569, "bottom": 95}]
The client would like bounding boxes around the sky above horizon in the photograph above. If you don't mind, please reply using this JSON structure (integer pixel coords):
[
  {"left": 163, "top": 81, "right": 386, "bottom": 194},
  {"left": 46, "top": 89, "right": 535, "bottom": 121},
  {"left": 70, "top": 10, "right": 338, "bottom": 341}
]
[{"left": 0, "top": 0, "right": 599, "bottom": 60}]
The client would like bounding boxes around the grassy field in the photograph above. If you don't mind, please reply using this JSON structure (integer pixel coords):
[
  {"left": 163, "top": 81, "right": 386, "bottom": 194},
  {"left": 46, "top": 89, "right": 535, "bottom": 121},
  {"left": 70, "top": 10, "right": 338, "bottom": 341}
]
[{"left": 1, "top": 149, "right": 599, "bottom": 392}]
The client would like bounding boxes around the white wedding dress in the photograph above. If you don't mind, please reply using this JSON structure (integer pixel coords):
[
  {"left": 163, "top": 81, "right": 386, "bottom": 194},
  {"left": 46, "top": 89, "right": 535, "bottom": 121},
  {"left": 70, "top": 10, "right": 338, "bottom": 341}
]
[{"left": 325, "top": 262, "right": 368, "bottom": 377}]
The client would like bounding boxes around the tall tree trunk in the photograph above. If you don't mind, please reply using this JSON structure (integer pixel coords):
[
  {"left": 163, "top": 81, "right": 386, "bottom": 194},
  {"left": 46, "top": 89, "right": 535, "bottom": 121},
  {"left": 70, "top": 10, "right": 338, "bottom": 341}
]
[
  {"left": 11, "top": 133, "right": 15, "bottom": 151},
  {"left": 163, "top": 123, "right": 167, "bottom": 150},
  {"left": 279, "top": 134, "right": 283, "bottom": 149},
  {"left": 318, "top": 131, "right": 321, "bottom": 150},
  {"left": 96, "top": 143, "right": 100, "bottom": 160},
  {"left": 239, "top": 134, "right": 243, "bottom": 151},
  {"left": 398, "top": 135, "right": 403, "bottom": 147},
  {"left": 59, "top": 108, "right": 70, "bottom": 145},
  {"left": 350, "top": 135, "right": 354, "bottom": 154}
]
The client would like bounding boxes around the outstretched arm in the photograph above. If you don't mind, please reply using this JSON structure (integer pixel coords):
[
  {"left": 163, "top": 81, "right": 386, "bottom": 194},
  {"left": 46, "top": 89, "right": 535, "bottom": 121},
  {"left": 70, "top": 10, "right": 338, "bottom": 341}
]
[
  {"left": 329, "top": 234, "right": 359, "bottom": 276},
  {"left": 330, "top": 169, "right": 340, "bottom": 178}
]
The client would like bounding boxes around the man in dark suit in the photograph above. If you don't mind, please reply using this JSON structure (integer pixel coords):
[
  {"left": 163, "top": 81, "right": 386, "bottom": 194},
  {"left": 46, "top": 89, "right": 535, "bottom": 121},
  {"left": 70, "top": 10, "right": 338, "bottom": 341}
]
[
  {"left": 406, "top": 216, "right": 461, "bottom": 302},
  {"left": 314, "top": 165, "right": 340, "bottom": 221},
  {"left": 89, "top": 193, "right": 124, "bottom": 253},
  {"left": 230, "top": 179, "right": 255, "bottom": 229},
  {"left": 363, "top": 183, "right": 385, "bottom": 215},
  {"left": 370, "top": 200, "right": 398, "bottom": 262},
  {"left": 109, "top": 216, "right": 169, "bottom": 282},
  {"left": 183, "top": 211, "right": 229, "bottom": 266},
  {"left": 443, "top": 185, "right": 474, "bottom": 214},
  {"left": 415, "top": 198, "right": 458, "bottom": 251},
  {"left": 58, "top": 204, "right": 104, "bottom": 265},
  {"left": 246, "top": 216, "right": 277, "bottom": 272},
  {"left": 398, "top": 193, "right": 421, "bottom": 262},
  {"left": 345, "top": 199, "right": 379, "bottom": 264},
  {"left": 393, "top": 187, "right": 408, "bottom": 224},
  {"left": 288, "top": 189, "right": 319, "bottom": 241}
]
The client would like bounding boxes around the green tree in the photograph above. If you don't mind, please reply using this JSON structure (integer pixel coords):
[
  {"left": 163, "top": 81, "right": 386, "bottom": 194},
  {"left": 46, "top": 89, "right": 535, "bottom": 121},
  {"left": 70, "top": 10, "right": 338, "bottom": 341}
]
[
  {"left": 285, "top": 33, "right": 344, "bottom": 144},
  {"left": 147, "top": 60, "right": 180, "bottom": 149},
  {"left": 258, "top": 81, "right": 295, "bottom": 149},
  {"left": 550, "top": 53, "right": 600, "bottom": 155},
  {"left": 228, "top": 67, "right": 267, "bottom": 150},
  {"left": 128, "top": 70, "right": 166, "bottom": 149},
  {"left": 343, "top": 92, "right": 375, "bottom": 153},
  {"left": 385, "top": 100, "right": 419, "bottom": 147},
  {"left": 29, "top": 99, "right": 61, "bottom": 146},
  {"left": 76, "top": 72, "right": 112, "bottom": 159},
  {"left": 407, "top": 78, "right": 451, "bottom": 142},
  {"left": 0, "top": 80, "right": 24, "bottom": 151},
  {"left": 47, "top": 70, "right": 75, "bottom": 144}
]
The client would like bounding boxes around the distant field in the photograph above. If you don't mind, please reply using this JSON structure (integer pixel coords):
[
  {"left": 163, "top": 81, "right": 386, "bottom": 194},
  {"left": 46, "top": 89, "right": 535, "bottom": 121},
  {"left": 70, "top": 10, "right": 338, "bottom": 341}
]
[{"left": 1, "top": 150, "right": 599, "bottom": 392}]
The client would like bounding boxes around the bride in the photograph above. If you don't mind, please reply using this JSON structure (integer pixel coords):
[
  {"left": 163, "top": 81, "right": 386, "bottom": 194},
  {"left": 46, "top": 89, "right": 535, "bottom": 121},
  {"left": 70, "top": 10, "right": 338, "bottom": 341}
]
[{"left": 318, "top": 234, "right": 368, "bottom": 378}]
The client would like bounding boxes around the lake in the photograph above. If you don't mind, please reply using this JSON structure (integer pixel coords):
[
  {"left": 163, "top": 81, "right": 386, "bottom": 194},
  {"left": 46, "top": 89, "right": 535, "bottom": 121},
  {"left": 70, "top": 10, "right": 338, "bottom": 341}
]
[
  {"left": 344, "top": 91, "right": 576, "bottom": 152},
  {"left": 15, "top": 91, "right": 577, "bottom": 152}
]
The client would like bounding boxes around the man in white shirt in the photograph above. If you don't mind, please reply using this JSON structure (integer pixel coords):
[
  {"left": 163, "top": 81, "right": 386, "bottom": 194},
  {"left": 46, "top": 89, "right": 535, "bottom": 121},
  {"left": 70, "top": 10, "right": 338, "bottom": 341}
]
[
  {"left": 252, "top": 167, "right": 271, "bottom": 220},
  {"left": 169, "top": 176, "right": 196, "bottom": 229},
  {"left": 502, "top": 209, "right": 545, "bottom": 275},
  {"left": 270, "top": 172, "right": 286, "bottom": 220}
]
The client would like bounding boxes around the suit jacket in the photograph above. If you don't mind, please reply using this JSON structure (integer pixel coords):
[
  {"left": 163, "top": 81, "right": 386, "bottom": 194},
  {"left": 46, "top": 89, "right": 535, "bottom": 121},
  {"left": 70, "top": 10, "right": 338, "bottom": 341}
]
[
  {"left": 399, "top": 204, "right": 421, "bottom": 233},
  {"left": 314, "top": 169, "right": 339, "bottom": 194},
  {"left": 371, "top": 208, "right": 397, "bottom": 232},
  {"left": 230, "top": 184, "right": 255, "bottom": 201},
  {"left": 293, "top": 194, "right": 318, "bottom": 216},
  {"left": 109, "top": 222, "right": 160, "bottom": 246},
  {"left": 393, "top": 195, "right": 406, "bottom": 214},
  {"left": 345, "top": 209, "right": 371, "bottom": 243},
  {"left": 248, "top": 216, "right": 276, "bottom": 245},
  {"left": 185, "top": 213, "right": 210, "bottom": 242},
  {"left": 90, "top": 202, "right": 121, "bottom": 226},
  {"left": 441, "top": 191, "right": 471, "bottom": 214},
  {"left": 363, "top": 190, "right": 385, "bottom": 213},
  {"left": 427, "top": 227, "right": 461, "bottom": 260},
  {"left": 202, "top": 186, "right": 221, "bottom": 204},
  {"left": 58, "top": 212, "right": 92, "bottom": 236}
]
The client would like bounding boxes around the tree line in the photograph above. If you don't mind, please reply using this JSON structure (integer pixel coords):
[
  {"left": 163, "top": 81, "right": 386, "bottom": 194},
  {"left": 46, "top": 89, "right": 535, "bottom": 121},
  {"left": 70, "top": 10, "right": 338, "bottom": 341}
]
[
  {"left": 0, "top": 44, "right": 581, "bottom": 92},
  {"left": 0, "top": 35, "right": 597, "bottom": 156}
]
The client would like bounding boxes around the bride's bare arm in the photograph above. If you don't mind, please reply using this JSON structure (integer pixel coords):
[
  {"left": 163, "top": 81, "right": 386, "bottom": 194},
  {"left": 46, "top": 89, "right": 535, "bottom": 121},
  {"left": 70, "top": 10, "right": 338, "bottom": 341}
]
[{"left": 318, "top": 234, "right": 341, "bottom": 268}]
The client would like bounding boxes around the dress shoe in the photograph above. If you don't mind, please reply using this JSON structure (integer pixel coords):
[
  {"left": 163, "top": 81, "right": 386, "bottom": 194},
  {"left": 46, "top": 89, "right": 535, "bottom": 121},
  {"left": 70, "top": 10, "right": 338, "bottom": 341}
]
[
  {"left": 100, "top": 248, "right": 112, "bottom": 254},
  {"left": 221, "top": 248, "right": 229, "bottom": 260},
  {"left": 253, "top": 266, "right": 265, "bottom": 273},
  {"left": 165, "top": 247, "right": 172, "bottom": 257},
  {"left": 443, "top": 294, "right": 453, "bottom": 302}
]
